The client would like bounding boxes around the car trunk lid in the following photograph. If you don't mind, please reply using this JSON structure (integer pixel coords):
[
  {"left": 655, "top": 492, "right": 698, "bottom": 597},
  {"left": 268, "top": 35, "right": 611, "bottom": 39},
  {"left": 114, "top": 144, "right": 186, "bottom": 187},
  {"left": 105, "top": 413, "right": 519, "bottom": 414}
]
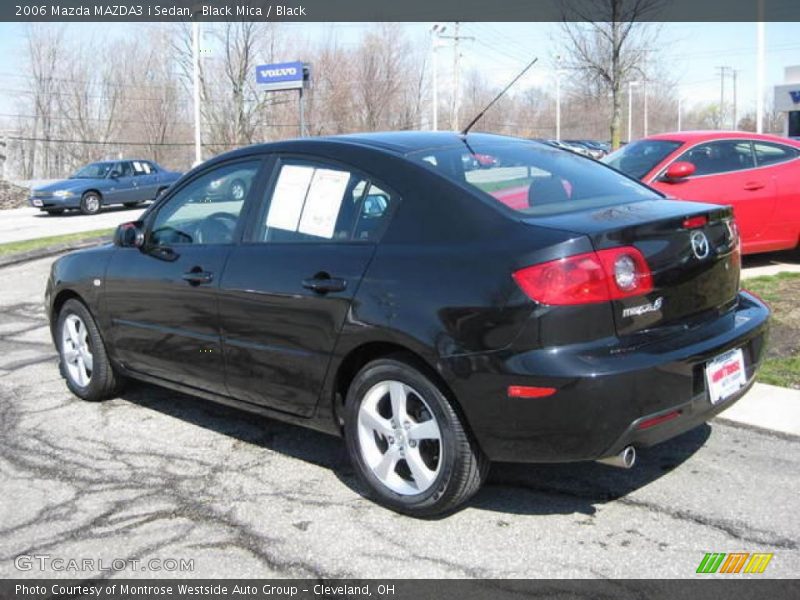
[{"left": 524, "top": 199, "right": 740, "bottom": 337}]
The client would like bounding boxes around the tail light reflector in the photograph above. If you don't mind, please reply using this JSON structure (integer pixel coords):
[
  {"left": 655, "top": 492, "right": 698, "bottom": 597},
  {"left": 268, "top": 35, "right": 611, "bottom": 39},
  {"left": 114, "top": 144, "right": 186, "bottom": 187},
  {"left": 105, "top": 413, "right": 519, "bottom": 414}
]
[
  {"left": 508, "top": 385, "right": 557, "bottom": 399},
  {"left": 512, "top": 247, "right": 653, "bottom": 306},
  {"left": 636, "top": 410, "right": 681, "bottom": 430}
]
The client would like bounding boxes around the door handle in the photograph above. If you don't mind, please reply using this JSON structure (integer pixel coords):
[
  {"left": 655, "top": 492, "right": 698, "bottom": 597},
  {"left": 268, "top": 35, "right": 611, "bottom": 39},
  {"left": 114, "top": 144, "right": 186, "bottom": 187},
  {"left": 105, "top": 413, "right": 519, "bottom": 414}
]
[
  {"left": 743, "top": 181, "right": 765, "bottom": 191},
  {"left": 302, "top": 276, "right": 347, "bottom": 294},
  {"left": 182, "top": 268, "right": 213, "bottom": 285}
]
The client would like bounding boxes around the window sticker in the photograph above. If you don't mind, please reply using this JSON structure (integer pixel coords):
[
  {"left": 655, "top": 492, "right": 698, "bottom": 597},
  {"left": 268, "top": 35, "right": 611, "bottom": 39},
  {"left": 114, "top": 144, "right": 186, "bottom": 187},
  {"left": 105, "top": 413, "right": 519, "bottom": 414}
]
[
  {"left": 266, "top": 165, "right": 315, "bottom": 232},
  {"left": 298, "top": 168, "right": 350, "bottom": 239}
]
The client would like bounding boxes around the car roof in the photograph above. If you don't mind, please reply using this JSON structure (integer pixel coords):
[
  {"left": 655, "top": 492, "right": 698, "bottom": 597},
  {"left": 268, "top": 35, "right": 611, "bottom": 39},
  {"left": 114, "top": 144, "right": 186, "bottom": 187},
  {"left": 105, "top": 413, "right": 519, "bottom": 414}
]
[
  {"left": 645, "top": 131, "right": 800, "bottom": 146},
  {"left": 205, "top": 131, "right": 537, "bottom": 165}
]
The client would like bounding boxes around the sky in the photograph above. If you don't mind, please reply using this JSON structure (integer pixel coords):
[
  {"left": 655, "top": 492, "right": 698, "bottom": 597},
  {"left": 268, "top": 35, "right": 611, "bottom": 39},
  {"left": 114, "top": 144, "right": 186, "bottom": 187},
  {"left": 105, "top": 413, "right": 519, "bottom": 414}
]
[{"left": 0, "top": 20, "right": 797, "bottom": 128}]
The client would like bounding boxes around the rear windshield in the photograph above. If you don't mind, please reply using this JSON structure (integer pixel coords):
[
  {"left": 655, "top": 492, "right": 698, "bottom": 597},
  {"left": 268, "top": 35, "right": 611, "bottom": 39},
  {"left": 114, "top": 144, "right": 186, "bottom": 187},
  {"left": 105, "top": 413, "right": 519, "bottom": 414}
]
[
  {"left": 602, "top": 139, "right": 683, "bottom": 179},
  {"left": 409, "top": 140, "right": 660, "bottom": 216}
]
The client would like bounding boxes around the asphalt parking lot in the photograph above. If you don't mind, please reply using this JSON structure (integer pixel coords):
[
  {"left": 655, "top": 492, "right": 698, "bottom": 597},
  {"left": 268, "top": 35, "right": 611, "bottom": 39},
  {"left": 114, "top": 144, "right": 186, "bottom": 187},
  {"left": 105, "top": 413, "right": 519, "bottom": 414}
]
[{"left": 0, "top": 256, "right": 798, "bottom": 579}]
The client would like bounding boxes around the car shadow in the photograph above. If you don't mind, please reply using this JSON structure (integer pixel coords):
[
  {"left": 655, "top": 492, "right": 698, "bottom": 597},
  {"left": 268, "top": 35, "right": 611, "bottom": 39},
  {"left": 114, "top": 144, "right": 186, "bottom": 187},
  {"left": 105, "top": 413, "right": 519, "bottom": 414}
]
[
  {"left": 33, "top": 203, "right": 150, "bottom": 218},
  {"left": 117, "top": 382, "right": 711, "bottom": 518},
  {"left": 742, "top": 247, "right": 800, "bottom": 270}
]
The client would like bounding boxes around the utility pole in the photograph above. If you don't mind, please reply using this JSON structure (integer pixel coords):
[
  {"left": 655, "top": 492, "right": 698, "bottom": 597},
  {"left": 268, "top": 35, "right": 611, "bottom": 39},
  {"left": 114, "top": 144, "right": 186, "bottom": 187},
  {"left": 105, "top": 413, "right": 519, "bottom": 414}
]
[
  {"left": 716, "top": 66, "right": 731, "bottom": 129},
  {"left": 192, "top": 20, "right": 202, "bottom": 165},
  {"left": 430, "top": 24, "right": 447, "bottom": 131},
  {"left": 677, "top": 94, "right": 682, "bottom": 132},
  {"left": 438, "top": 23, "right": 473, "bottom": 131},
  {"left": 643, "top": 78, "right": 649, "bottom": 137}
]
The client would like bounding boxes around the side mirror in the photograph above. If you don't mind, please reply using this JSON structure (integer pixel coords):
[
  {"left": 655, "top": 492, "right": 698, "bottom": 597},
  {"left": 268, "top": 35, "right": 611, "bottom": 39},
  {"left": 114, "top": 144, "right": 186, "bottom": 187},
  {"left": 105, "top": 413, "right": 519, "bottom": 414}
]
[
  {"left": 114, "top": 222, "right": 144, "bottom": 248},
  {"left": 663, "top": 161, "right": 696, "bottom": 181}
]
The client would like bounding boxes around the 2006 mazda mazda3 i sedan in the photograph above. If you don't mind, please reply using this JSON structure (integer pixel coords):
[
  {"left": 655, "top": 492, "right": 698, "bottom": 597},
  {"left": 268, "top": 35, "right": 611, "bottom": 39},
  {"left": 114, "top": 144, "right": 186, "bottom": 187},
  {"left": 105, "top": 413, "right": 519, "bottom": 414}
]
[{"left": 45, "top": 132, "right": 769, "bottom": 517}]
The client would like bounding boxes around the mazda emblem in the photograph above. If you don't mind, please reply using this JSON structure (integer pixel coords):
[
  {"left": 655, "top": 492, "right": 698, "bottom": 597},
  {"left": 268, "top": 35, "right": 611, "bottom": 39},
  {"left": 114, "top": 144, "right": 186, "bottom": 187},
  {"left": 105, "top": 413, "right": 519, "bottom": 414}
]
[{"left": 690, "top": 230, "right": 710, "bottom": 259}]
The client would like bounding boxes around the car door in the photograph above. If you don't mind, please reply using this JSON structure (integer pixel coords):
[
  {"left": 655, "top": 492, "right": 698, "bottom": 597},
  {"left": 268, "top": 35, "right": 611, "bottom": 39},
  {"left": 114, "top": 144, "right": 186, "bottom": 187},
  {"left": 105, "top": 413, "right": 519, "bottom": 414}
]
[
  {"left": 750, "top": 141, "right": 800, "bottom": 250},
  {"left": 131, "top": 160, "right": 156, "bottom": 201},
  {"left": 104, "top": 158, "right": 265, "bottom": 393},
  {"left": 652, "top": 140, "right": 776, "bottom": 245},
  {"left": 218, "top": 156, "right": 396, "bottom": 417},
  {"left": 109, "top": 161, "right": 139, "bottom": 205}
]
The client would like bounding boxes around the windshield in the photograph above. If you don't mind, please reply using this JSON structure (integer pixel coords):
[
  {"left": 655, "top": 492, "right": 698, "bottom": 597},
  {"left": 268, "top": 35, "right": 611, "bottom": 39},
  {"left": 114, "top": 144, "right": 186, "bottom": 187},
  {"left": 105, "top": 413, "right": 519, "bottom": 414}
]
[
  {"left": 71, "top": 162, "right": 114, "bottom": 179},
  {"left": 409, "top": 140, "right": 660, "bottom": 216},
  {"left": 602, "top": 140, "right": 683, "bottom": 179}
]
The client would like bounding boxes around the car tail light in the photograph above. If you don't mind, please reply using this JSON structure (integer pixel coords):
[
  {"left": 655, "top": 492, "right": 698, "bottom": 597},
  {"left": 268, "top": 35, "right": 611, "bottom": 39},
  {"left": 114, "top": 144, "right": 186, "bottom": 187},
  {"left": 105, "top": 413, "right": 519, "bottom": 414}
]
[
  {"left": 682, "top": 215, "right": 708, "bottom": 229},
  {"left": 512, "top": 247, "right": 653, "bottom": 306}
]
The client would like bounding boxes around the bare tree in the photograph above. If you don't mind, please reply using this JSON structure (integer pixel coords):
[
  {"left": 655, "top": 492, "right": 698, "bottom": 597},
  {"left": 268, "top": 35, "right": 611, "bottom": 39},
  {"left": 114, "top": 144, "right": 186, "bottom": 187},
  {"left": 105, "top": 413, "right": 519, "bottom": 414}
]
[{"left": 560, "top": 0, "right": 665, "bottom": 149}]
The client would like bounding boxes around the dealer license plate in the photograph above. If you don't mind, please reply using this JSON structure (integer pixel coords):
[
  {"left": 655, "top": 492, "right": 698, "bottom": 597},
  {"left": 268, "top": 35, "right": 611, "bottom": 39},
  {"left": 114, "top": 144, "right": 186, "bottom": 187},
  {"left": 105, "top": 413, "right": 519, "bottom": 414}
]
[{"left": 705, "top": 348, "right": 746, "bottom": 405}]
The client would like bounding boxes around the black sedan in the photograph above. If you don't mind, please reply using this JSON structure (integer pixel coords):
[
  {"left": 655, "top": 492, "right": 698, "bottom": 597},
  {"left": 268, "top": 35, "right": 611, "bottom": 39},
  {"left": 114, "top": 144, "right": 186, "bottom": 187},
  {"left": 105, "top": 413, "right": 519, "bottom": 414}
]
[{"left": 45, "top": 132, "right": 769, "bottom": 516}]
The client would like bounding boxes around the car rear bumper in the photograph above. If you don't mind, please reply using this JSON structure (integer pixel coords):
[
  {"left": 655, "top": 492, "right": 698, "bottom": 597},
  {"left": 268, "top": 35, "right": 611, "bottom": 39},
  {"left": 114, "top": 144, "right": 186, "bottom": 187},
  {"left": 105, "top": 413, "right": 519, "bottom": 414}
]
[{"left": 447, "top": 291, "right": 770, "bottom": 463}]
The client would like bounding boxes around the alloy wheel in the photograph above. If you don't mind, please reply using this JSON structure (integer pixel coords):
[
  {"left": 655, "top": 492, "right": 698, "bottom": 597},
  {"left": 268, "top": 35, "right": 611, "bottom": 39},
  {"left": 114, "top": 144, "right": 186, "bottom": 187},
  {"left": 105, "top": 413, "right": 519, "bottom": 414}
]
[
  {"left": 357, "top": 380, "right": 442, "bottom": 495},
  {"left": 61, "top": 314, "right": 93, "bottom": 387}
]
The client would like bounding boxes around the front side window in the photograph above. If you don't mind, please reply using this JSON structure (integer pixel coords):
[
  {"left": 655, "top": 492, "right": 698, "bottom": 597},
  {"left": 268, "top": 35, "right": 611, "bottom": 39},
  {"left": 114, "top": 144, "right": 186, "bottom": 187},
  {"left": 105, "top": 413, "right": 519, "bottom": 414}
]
[
  {"left": 115, "top": 162, "right": 133, "bottom": 178},
  {"left": 71, "top": 162, "right": 114, "bottom": 179},
  {"left": 676, "top": 140, "right": 755, "bottom": 176},
  {"left": 753, "top": 142, "right": 799, "bottom": 167},
  {"left": 257, "top": 160, "right": 393, "bottom": 243},
  {"left": 602, "top": 140, "right": 683, "bottom": 179},
  {"left": 412, "top": 140, "right": 659, "bottom": 216},
  {"left": 150, "top": 160, "right": 260, "bottom": 246}
]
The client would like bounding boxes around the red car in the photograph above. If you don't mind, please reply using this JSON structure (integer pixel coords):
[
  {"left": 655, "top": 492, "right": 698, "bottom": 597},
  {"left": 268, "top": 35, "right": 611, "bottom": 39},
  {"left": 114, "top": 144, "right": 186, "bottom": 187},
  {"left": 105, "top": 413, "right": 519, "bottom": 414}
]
[{"left": 604, "top": 131, "right": 800, "bottom": 254}]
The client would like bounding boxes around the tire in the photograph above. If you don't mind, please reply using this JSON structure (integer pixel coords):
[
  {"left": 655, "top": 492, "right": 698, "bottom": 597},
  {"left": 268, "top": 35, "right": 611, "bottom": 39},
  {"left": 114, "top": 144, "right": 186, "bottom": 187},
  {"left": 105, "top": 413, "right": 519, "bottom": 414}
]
[
  {"left": 56, "top": 299, "right": 124, "bottom": 402},
  {"left": 80, "top": 191, "right": 102, "bottom": 215},
  {"left": 344, "top": 356, "right": 489, "bottom": 517},
  {"left": 45, "top": 209, "right": 65, "bottom": 216},
  {"left": 229, "top": 178, "right": 247, "bottom": 202}
]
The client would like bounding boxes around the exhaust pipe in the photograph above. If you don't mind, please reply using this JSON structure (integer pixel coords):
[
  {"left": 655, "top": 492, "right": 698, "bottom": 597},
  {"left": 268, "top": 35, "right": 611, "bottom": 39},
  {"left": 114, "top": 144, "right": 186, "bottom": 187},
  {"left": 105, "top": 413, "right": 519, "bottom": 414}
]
[{"left": 597, "top": 445, "right": 636, "bottom": 469}]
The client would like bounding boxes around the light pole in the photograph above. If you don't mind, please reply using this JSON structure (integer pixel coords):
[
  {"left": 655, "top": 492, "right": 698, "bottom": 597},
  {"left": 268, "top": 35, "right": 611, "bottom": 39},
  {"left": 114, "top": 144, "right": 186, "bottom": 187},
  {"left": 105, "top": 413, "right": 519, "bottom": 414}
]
[
  {"left": 192, "top": 20, "right": 202, "bottom": 165},
  {"left": 756, "top": 1, "right": 765, "bottom": 133},
  {"left": 430, "top": 24, "right": 447, "bottom": 131},
  {"left": 628, "top": 81, "right": 640, "bottom": 142}
]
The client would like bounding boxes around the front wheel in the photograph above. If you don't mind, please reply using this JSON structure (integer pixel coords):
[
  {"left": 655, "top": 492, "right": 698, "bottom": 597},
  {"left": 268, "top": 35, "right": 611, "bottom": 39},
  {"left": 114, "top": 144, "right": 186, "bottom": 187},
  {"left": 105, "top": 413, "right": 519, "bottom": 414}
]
[
  {"left": 56, "top": 299, "right": 124, "bottom": 401},
  {"left": 344, "top": 356, "right": 488, "bottom": 517},
  {"left": 80, "top": 192, "right": 101, "bottom": 215}
]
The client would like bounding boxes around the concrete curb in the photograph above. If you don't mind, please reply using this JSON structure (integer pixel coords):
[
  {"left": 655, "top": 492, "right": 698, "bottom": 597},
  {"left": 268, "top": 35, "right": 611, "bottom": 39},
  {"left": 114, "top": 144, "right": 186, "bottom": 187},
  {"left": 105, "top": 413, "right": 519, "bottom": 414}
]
[
  {"left": 715, "top": 382, "right": 800, "bottom": 437},
  {"left": 0, "top": 236, "right": 111, "bottom": 269}
]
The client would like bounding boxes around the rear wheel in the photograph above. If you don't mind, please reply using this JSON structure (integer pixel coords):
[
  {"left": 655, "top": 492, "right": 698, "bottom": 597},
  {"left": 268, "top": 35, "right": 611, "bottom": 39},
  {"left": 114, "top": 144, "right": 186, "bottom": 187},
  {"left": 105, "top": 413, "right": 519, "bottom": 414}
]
[
  {"left": 80, "top": 192, "right": 101, "bottom": 215},
  {"left": 56, "top": 299, "right": 124, "bottom": 401},
  {"left": 344, "top": 356, "right": 488, "bottom": 517}
]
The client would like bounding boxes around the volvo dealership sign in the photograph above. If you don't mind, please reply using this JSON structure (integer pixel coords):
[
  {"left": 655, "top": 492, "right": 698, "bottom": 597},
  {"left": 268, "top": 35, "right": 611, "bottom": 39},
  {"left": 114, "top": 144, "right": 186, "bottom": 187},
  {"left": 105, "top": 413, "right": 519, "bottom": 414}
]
[
  {"left": 774, "top": 84, "right": 800, "bottom": 112},
  {"left": 256, "top": 61, "right": 308, "bottom": 92}
]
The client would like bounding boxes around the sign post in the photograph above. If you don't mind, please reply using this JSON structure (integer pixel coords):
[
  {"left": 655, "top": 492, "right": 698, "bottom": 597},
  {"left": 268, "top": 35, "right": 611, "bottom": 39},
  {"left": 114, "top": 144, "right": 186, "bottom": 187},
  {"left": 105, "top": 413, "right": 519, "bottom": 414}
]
[{"left": 255, "top": 61, "right": 310, "bottom": 137}]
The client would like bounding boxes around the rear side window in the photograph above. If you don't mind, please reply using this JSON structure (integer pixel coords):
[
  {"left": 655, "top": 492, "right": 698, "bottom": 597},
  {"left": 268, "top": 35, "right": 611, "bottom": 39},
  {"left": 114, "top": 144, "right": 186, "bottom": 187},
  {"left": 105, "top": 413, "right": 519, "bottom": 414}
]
[
  {"left": 753, "top": 142, "right": 799, "bottom": 167},
  {"left": 676, "top": 140, "right": 755, "bottom": 176},
  {"left": 602, "top": 139, "right": 682, "bottom": 179},
  {"left": 411, "top": 140, "right": 658, "bottom": 216},
  {"left": 257, "top": 160, "right": 394, "bottom": 243}
]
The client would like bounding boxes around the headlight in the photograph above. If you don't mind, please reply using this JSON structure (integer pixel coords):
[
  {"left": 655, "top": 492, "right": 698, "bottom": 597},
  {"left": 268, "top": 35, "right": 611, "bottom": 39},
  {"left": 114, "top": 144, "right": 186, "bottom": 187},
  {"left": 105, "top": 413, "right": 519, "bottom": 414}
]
[{"left": 53, "top": 190, "right": 75, "bottom": 197}]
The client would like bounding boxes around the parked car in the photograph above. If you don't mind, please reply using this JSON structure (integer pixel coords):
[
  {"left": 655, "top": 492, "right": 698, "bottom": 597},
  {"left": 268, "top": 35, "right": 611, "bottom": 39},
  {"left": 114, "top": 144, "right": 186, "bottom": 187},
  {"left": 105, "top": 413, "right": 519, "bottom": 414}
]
[
  {"left": 30, "top": 159, "right": 182, "bottom": 215},
  {"left": 564, "top": 140, "right": 606, "bottom": 159},
  {"left": 544, "top": 139, "right": 593, "bottom": 157},
  {"left": 46, "top": 132, "right": 768, "bottom": 516},
  {"left": 603, "top": 131, "right": 800, "bottom": 254}
]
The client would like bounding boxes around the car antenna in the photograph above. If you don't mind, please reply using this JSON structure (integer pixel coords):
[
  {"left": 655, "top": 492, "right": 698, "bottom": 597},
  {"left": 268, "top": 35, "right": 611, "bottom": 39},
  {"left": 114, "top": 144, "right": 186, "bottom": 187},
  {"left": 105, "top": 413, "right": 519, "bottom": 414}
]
[{"left": 460, "top": 57, "right": 538, "bottom": 137}]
